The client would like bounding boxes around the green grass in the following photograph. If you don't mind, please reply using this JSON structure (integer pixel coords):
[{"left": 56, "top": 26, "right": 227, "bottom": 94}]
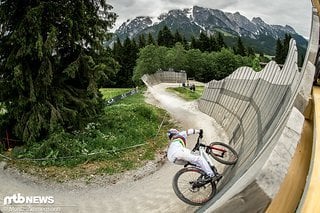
[
  {"left": 166, "top": 86, "right": 204, "bottom": 101},
  {"left": 99, "top": 88, "right": 132, "bottom": 99},
  {"left": 5, "top": 87, "right": 173, "bottom": 182}
]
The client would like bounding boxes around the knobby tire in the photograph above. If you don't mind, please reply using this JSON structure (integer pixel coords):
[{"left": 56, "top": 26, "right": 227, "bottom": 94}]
[
  {"left": 209, "top": 142, "right": 238, "bottom": 165},
  {"left": 172, "top": 167, "right": 216, "bottom": 206}
]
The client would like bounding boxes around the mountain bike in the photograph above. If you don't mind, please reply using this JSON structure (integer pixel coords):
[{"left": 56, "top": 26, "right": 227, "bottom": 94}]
[{"left": 172, "top": 130, "right": 238, "bottom": 206}]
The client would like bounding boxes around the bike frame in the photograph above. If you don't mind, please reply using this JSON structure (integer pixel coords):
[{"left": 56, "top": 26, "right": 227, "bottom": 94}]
[
  {"left": 196, "top": 137, "right": 215, "bottom": 169},
  {"left": 209, "top": 145, "right": 227, "bottom": 158}
]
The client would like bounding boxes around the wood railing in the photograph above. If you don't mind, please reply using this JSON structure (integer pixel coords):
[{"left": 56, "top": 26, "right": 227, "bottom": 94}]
[{"left": 296, "top": 86, "right": 320, "bottom": 212}]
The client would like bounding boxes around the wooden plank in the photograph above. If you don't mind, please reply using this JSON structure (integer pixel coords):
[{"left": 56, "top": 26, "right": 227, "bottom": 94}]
[
  {"left": 299, "top": 86, "right": 320, "bottom": 212},
  {"left": 266, "top": 119, "right": 312, "bottom": 212}
]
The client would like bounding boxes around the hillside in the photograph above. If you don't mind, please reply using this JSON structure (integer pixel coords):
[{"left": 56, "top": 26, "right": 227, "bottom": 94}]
[{"left": 111, "top": 5, "right": 308, "bottom": 56}]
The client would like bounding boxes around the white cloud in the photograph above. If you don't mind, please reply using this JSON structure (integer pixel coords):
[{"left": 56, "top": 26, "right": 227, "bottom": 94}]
[{"left": 108, "top": 0, "right": 312, "bottom": 38}]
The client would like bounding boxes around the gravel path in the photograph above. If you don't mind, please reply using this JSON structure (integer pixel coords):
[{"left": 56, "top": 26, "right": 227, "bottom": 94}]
[{"left": 0, "top": 83, "right": 227, "bottom": 213}]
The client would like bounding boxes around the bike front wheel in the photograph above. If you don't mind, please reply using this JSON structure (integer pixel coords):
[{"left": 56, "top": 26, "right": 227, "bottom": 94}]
[
  {"left": 172, "top": 167, "right": 216, "bottom": 206},
  {"left": 208, "top": 142, "right": 238, "bottom": 165}
]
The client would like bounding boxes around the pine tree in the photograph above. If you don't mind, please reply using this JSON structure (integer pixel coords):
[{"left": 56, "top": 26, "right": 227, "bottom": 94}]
[
  {"left": 0, "top": 0, "right": 117, "bottom": 142},
  {"left": 157, "top": 26, "right": 174, "bottom": 47},
  {"left": 173, "top": 30, "right": 183, "bottom": 44},
  {"left": 247, "top": 47, "right": 255, "bottom": 56},
  {"left": 209, "top": 35, "right": 217, "bottom": 52},
  {"left": 146, "top": 33, "right": 156, "bottom": 45},
  {"left": 216, "top": 32, "right": 226, "bottom": 51},
  {"left": 138, "top": 34, "right": 146, "bottom": 49},
  {"left": 190, "top": 36, "right": 199, "bottom": 50},
  {"left": 236, "top": 37, "right": 246, "bottom": 56},
  {"left": 198, "top": 32, "right": 210, "bottom": 52},
  {"left": 157, "top": 28, "right": 164, "bottom": 46},
  {"left": 115, "top": 37, "right": 138, "bottom": 87},
  {"left": 182, "top": 36, "right": 189, "bottom": 50},
  {"left": 113, "top": 37, "right": 124, "bottom": 61},
  {"left": 282, "top": 34, "right": 292, "bottom": 63},
  {"left": 274, "top": 34, "right": 292, "bottom": 65},
  {"left": 275, "top": 38, "right": 284, "bottom": 64}
]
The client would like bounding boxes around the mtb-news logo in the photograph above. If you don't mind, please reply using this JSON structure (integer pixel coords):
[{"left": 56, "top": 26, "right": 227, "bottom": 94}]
[{"left": 3, "top": 193, "right": 54, "bottom": 205}]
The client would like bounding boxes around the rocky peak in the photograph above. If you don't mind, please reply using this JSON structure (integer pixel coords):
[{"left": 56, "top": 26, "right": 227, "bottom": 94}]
[{"left": 110, "top": 5, "right": 305, "bottom": 53}]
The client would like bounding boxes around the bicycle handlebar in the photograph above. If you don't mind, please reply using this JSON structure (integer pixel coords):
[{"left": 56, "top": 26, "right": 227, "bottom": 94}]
[
  {"left": 192, "top": 129, "right": 206, "bottom": 152},
  {"left": 199, "top": 129, "right": 203, "bottom": 138}
]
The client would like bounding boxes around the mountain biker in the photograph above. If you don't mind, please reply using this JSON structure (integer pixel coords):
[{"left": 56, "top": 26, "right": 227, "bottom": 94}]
[{"left": 167, "top": 128, "right": 220, "bottom": 181}]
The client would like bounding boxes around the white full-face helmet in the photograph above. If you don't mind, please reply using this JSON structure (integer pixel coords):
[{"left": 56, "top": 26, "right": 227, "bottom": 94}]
[{"left": 167, "top": 128, "right": 179, "bottom": 139}]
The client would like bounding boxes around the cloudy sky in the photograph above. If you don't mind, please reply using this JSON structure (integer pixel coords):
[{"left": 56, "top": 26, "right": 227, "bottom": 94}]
[{"left": 108, "top": 0, "right": 313, "bottom": 38}]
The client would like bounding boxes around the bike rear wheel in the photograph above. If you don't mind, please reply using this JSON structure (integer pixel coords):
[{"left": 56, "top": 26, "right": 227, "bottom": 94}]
[
  {"left": 172, "top": 167, "right": 216, "bottom": 206},
  {"left": 209, "top": 142, "right": 238, "bottom": 165}
]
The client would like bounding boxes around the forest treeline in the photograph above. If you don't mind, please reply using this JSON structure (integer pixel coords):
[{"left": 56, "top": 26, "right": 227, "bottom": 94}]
[
  {"left": 0, "top": 0, "right": 294, "bottom": 145},
  {"left": 110, "top": 25, "right": 293, "bottom": 87}
]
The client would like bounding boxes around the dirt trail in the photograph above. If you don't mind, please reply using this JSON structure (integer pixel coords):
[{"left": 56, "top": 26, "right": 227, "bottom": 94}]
[{"left": 0, "top": 83, "right": 227, "bottom": 213}]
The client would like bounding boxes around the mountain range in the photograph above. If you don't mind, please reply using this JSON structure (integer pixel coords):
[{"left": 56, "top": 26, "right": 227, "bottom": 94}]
[{"left": 111, "top": 5, "right": 308, "bottom": 55}]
